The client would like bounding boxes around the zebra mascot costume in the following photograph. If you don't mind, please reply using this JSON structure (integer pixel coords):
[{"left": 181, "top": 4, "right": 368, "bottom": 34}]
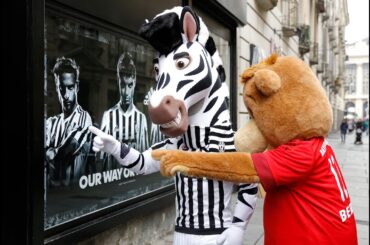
[{"left": 89, "top": 6, "right": 258, "bottom": 245}]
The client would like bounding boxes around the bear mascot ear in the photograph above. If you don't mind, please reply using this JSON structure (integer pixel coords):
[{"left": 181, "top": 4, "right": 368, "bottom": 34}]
[{"left": 253, "top": 69, "right": 281, "bottom": 96}]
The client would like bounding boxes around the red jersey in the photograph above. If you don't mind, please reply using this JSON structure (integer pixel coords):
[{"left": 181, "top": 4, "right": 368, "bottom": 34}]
[{"left": 252, "top": 137, "right": 358, "bottom": 245}]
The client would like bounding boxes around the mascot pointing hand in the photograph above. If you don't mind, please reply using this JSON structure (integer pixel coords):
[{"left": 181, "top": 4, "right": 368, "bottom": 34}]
[{"left": 153, "top": 54, "right": 358, "bottom": 244}]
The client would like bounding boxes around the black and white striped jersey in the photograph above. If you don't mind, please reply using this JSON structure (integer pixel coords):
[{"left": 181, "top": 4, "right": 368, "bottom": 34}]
[
  {"left": 45, "top": 104, "right": 92, "bottom": 186},
  {"left": 99, "top": 103, "right": 149, "bottom": 170},
  {"left": 150, "top": 123, "right": 167, "bottom": 146},
  {"left": 119, "top": 124, "right": 258, "bottom": 235}
]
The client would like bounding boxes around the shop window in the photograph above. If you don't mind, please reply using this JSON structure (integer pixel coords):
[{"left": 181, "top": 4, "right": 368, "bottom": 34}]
[{"left": 44, "top": 10, "right": 173, "bottom": 231}]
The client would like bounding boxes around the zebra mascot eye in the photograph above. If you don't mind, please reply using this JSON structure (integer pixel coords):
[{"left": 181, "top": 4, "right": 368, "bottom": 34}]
[
  {"left": 153, "top": 64, "right": 160, "bottom": 75},
  {"left": 175, "top": 56, "right": 191, "bottom": 69}
]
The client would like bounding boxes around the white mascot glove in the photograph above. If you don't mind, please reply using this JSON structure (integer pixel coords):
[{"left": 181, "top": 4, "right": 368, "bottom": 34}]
[
  {"left": 216, "top": 221, "right": 246, "bottom": 245},
  {"left": 89, "top": 126, "right": 121, "bottom": 156}
]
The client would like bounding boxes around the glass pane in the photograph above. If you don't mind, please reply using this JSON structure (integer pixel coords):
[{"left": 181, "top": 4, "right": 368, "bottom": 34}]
[
  {"left": 44, "top": 13, "right": 172, "bottom": 230},
  {"left": 191, "top": 5, "right": 232, "bottom": 101},
  {"left": 210, "top": 32, "right": 231, "bottom": 94},
  {"left": 345, "top": 64, "right": 357, "bottom": 95}
]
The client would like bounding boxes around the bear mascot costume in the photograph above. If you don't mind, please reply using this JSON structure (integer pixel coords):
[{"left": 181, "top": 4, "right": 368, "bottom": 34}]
[{"left": 153, "top": 54, "right": 358, "bottom": 244}]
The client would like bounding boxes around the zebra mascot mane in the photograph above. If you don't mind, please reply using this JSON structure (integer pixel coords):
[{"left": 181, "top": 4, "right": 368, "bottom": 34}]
[{"left": 139, "top": 6, "right": 231, "bottom": 139}]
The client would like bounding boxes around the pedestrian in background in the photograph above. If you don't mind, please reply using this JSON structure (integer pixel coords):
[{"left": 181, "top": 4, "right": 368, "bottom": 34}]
[
  {"left": 363, "top": 118, "right": 369, "bottom": 136},
  {"left": 354, "top": 120, "right": 364, "bottom": 144},
  {"left": 340, "top": 119, "right": 348, "bottom": 143}
]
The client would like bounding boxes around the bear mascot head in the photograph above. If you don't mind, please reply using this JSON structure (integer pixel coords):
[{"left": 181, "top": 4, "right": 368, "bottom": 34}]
[{"left": 234, "top": 53, "right": 332, "bottom": 152}]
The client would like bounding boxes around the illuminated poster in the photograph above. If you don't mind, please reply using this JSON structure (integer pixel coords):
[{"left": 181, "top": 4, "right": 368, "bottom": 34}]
[{"left": 44, "top": 13, "right": 170, "bottom": 229}]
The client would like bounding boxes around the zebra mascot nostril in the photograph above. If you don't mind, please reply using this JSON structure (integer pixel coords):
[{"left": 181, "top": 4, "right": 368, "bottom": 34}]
[{"left": 89, "top": 6, "right": 258, "bottom": 245}]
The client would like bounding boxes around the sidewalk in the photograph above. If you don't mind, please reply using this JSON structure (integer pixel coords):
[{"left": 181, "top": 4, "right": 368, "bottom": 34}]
[{"left": 244, "top": 131, "right": 369, "bottom": 245}]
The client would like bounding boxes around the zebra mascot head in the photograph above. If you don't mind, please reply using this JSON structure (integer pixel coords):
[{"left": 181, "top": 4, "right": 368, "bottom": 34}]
[{"left": 139, "top": 6, "right": 230, "bottom": 137}]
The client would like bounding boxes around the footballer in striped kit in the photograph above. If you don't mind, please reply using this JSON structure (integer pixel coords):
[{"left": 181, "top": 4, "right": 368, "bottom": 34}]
[{"left": 46, "top": 57, "right": 92, "bottom": 187}]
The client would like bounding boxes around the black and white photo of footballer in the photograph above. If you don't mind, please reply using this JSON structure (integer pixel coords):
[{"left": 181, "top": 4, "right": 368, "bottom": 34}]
[
  {"left": 45, "top": 57, "right": 92, "bottom": 187},
  {"left": 98, "top": 52, "right": 149, "bottom": 171}
]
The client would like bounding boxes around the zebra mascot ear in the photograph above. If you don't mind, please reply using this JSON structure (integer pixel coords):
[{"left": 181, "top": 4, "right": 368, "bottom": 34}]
[{"left": 180, "top": 6, "right": 200, "bottom": 43}]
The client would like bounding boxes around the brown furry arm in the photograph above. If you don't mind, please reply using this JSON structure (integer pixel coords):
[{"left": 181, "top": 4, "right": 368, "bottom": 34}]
[{"left": 152, "top": 150, "right": 260, "bottom": 183}]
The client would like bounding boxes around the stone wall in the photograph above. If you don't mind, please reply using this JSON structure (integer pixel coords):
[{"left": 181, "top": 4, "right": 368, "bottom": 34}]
[{"left": 78, "top": 203, "right": 176, "bottom": 245}]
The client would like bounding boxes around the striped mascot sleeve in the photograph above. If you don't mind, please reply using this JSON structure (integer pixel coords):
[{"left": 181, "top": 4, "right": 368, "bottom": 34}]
[
  {"left": 216, "top": 183, "right": 258, "bottom": 245},
  {"left": 208, "top": 125, "right": 258, "bottom": 245}
]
